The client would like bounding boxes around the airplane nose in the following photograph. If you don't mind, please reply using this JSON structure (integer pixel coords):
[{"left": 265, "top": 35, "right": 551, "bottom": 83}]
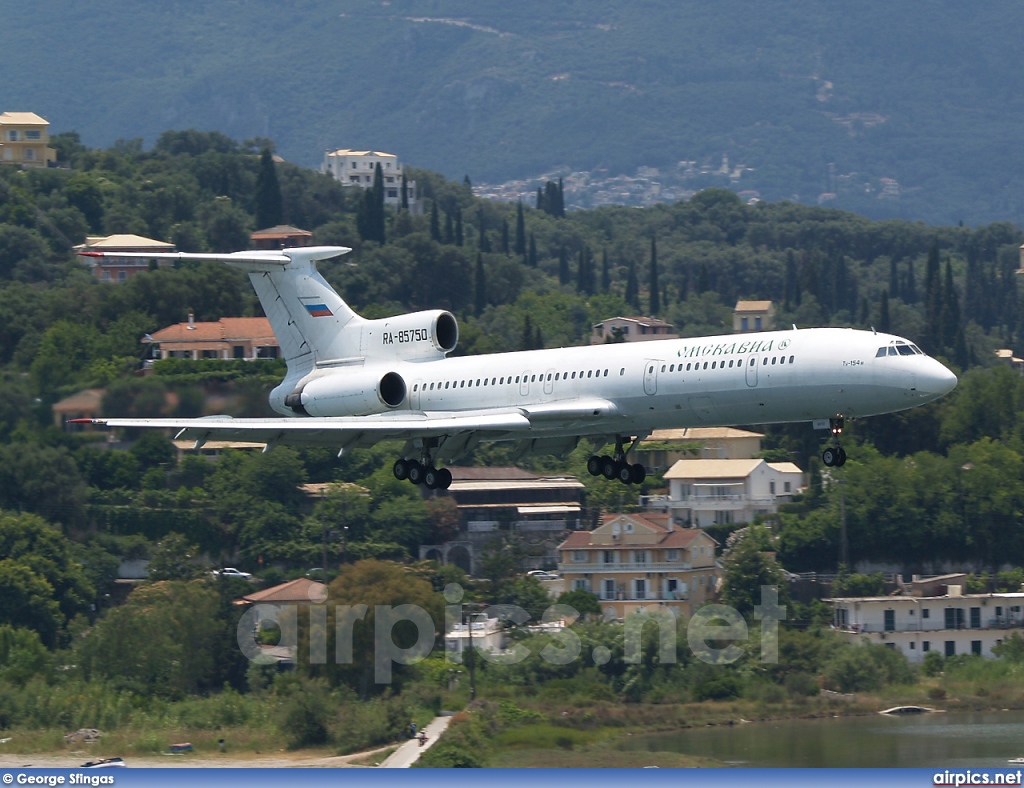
[{"left": 921, "top": 361, "right": 958, "bottom": 398}]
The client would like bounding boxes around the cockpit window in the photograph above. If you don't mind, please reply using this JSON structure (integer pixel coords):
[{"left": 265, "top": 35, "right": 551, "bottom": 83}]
[
  {"left": 897, "top": 345, "right": 915, "bottom": 356},
  {"left": 910, "top": 344, "right": 923, "bottom": 354},
  {"left": 888, "top": 346, "right": 898, "bottom": 356},
  {"left": 876, "top": 347, "right": 887, "bottom": 358}
]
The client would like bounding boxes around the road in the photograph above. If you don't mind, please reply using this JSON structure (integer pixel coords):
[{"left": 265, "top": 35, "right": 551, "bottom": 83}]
[{"left": 379, "top": 715, "right": 453, "bottom": 768}]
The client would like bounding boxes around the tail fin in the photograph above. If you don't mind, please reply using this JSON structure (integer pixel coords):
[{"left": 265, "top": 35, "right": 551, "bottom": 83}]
[{"left": 230, "top": 247, "right": 365, "bottom": 376}]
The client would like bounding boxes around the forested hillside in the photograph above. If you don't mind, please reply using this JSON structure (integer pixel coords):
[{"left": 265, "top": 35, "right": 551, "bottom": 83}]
[
  {"left": 7, "top": 1, "right": 1024, "bottom": 225},
  {"left": 0, "top": 128, "right": 1023, "bottom": 656}
]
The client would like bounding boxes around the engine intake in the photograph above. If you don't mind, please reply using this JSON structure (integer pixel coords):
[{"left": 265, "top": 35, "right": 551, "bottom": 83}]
[{"left": 361, "top": 310, "right": 458, "bottom": 360}]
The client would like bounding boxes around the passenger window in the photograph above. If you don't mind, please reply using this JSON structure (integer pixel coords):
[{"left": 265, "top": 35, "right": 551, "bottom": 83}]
[
  {"left": 515, "top": 376, "right": 520, "bottom": 383},
  {"left": 555, "top": 373, "right": 560, "bottom": 381},
  {"left": 413, "top": 384, "right": 418, "bottom": 391},
  {"left": 702, "top": 362, "right": 708, "bottom": 370},
  {"left": 771, "top": 357, "right": 776, "bottom": 365},
  {"left": 749, "top": 359, "right": 755, "bottom": 366},
  {"left": 670, "top": 364, "right": 675, "bottom": 372},
  {"left": 476, "top": 379, "right": 481, "bottom": 385},
  {"left": 547, "top": 373, "right": 552, "bottom": 381},
  {"left": 762, "top": 357, "right": 768, "bottom": 365},
  {"left": 492, "top": 378, "right": 496, "bottom": 385},
  {"left": 460, "top": 380, "right": 465, "bottom": 388},
  {"left": 571, "top": 372, "right": 576, "bottom": 379},
  {"left": 588, "top": 370, "right": 593, "bottom": 378},
  {"left": 711, "top": 361, "right": 716, "bottom": 369},
  {"left": 604, "top": 369, "right": 608, "bottom": 376},
  {"left": 687, "top": 363, "right": 692, "bottom": 371},
  {"left": 445, "top": 382, "right": 450, "bottom": 389},
  {"left": 661, "top": 365, "right": 666, "bottom": 373},
  {"left": 779, "top": 357, "right": 785, "bottom": 364},
  {"left": 620, "top": 368, "right": 625, "bottom": 375},
  {"left": 789, "top": 355, "right": 794, "bottom": 363}
]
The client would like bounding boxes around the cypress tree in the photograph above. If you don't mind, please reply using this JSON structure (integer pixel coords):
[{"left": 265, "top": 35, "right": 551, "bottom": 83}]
[
  {"left": 889, "top": 257, "right": 901, "bottom": 301},
  {"left": 904, "top": 258, "right": 917, "bottom": 304},
  {"left": 444, "top": 211, "right": 454, "bottom": 245},
  {"left": 558, "top": 246, "right": 570, "bottom": 285},
  {"left": 954, "top": 326, "right": 969, "bottom": 370},
  {"left": 600, "top": 248, "right": 610, "bottom": 293},
  {"left": 648, "top": 235, "right": 660, "bottom": 315},
  {"left": 536, "top": 187, "right": 544, "bottom": 211},
  {"left": 527, "top": 234, "right": 538, "bottom": 268},
  {"left": 924, "top": 241, "right": 942, "bottom": 346},
  {"left": 625, "top": 260, "right": 640, "bottom": 311},
  {"left": 534, "top": 325, "right": 543, "bottom": 350},
  {"left": 430, "top": 202, "right": 441, "bottom": 242},
  {"left": 697, "top": 264, "right": 709, "bottom": 295},
  {"left": 941, "top": 259, "right": 960, "bottom": 350},
  {"left": 254, "top": 148, "right": 282, "bottom": 230},
  {"left": 521, "top": 315, "right": 534, "bottom": 350},
  {"left": 400, "top": 173, "right": 409, "bottom": 212},
  {"left": 514, "top": 201, "right": 526, "bottom": 256},
  {"left": 455, "top": 208, "right": 464, "bottom": 247},
  {"left": 576, "top": 248, "right": 587, "bottom": 294},
  {"left": 783, "top": 250, "right": 798, "bottom": 310},
  {"left": 474, "top": 252, "right": 486, "bottom": 316},
  {"left": 501, "top": 219, "right": 510, "bottom": 255},
  {"left": 879, "top": 290, "right": 891, "bottom": 332},
  {"left": 371, "top": 163, "right": 386, "bottom": 242},
  {"left": 557, "top": 177, "right": 565, "bottom": 217}
]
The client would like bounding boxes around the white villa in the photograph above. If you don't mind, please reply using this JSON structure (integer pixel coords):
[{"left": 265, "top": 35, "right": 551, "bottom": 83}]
[{"left": 321, "top": 148, "right": 420, "bottom": 211}]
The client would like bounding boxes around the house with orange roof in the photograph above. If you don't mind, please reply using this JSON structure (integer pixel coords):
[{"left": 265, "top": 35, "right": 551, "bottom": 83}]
[
  {"left": 733, "top": 300, "right": 775, "bottom": 333},
  {"left": 144, "top": 316, "right": 279, "bottom": 360},
  {"left": 557, "top": 513, "right": 720, "bottom": 621}
]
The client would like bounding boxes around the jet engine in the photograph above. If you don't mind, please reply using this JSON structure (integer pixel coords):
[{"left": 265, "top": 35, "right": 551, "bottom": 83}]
[
  {"left": 360, "top": 310, "right": 458, "bottom": 360},
  {"left": 294, "top": 369, "right": 407, "bottom": 417}
]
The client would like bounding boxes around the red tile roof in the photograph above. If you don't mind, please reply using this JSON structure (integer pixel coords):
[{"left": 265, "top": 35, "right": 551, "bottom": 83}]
[{"left": 148, "top": 317, "right": 277, "bottom": 344}]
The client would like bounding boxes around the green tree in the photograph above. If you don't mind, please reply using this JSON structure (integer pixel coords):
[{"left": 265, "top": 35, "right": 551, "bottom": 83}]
[
  {"left": 254, "top": 148, "right": 283, "bottom": 229},
  {"left": 649, "top": 235, "right": 660, "bottom": 314},
  {"left": 147, "top": 532, "right": 204, "bottom": 581}
]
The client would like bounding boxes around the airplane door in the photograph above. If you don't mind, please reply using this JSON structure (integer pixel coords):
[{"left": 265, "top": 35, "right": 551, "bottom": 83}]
[
  {"left": 520, "top": 371, "right": 531, "bottom": 397},
  {"left": 412, "top": 379, "right": 422, "bottom": 411},
  {"left": 745, "top": 354, "right": 758, "bottom": 387},
  {"left": 644, "top": 360, "right": 660, "bottom": 396},
  {"left": 543, "top": 368, "right": 555, "bottom": 395}
]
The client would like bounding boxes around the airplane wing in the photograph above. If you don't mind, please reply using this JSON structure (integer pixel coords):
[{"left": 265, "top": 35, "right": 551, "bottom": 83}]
[{"left": 69, "top": 398, "right": 620, "bottom": 451}]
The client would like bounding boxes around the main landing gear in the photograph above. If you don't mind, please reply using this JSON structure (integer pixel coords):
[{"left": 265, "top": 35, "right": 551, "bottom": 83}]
[
  {"left": 821, "top": 417, "right": 847, "bottom": 468},
  {"left": 587, "top": 437, "right": 646, "bottom": 486},
  {"left": 393, "top": 457, "right": 453, "bottom": 490}
]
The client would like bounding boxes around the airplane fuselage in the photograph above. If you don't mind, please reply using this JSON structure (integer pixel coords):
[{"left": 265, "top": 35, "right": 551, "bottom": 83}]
[{"left": 280, "top": 326, "right": 957, "bottom": 441}]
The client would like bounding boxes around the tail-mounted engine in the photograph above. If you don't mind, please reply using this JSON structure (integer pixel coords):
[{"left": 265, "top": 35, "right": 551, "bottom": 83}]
[
  {"left": 360, "top": 310, "right": 458, "bottom": 361},
  {"left": 291, "top": 369, "right": 407, "bottom": 417}
]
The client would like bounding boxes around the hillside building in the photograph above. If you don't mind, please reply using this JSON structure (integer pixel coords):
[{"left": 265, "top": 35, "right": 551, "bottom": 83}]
[
  {"left": 733, "top": 300, "right": 774, "bottom": 333},
  {"left": 251, "top": 225, "right": 313, "bottom": 250},
  {"left": 418, "top": 467, "right": 585, "bottom": 575},
  {"left": 830, "top": 575, "right": 1024, "bottom": 662},
  {"left": 0, "top": 112, "right": 57, "bottom": 168},
  {"left": 658, "top": 458, "right": 805, "bottom": 528},
  {"left": 634, "top": 427, "right": 763, "bottom": 474},
  {"left": 590, "top": 316, "right": 678, "bottom": 345},
  {"left": 74, "top": 234, "right": 176, "bottom": 282},
  {"left": 557, "top": 513, "right": 720, "bottom": 621},
  {"left": 143, "top": 316, "right": 279, "bottom": 360},
  {"left": 321, "top": 149, "right": 420, "bottom": 212}
]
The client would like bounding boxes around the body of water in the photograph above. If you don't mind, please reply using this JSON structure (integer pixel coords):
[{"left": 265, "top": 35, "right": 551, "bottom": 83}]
[{"left": 617, "top": 710, "right": 1024, "bottom": 768}]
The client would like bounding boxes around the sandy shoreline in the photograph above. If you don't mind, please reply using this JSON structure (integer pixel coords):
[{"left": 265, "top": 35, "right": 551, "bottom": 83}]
[{"left": 0, "top": 746, "right": 393, "bottom": 769}]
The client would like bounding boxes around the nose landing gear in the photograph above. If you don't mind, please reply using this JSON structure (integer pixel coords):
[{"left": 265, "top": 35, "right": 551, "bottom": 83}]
[{"left": 821, "top": 417, "right": 847, "bottom": 467}]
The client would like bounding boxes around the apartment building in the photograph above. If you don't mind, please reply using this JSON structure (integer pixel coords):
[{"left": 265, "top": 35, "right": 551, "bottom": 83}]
[
  {"left": 557, "top": 513, "right": 720, "bottom": 621},
  {"left": 830, "top": 576, "right": 1024, "bottom": 662},
  {"left": 0, "top": 112, "right": 57, "bottom": 168},
  {"left": 321, "top": 148, "right": 419, "bottom": 211},
  {"left": 590, "top": 316, "right": 679, "bottom": 345}
]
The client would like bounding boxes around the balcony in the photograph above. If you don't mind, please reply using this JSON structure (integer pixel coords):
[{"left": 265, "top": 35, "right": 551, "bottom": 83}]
[
  {"left": 836, "top": 617, "right": 1024, "bottom": 634},
  {"left": 558, "top": 561, "right": 693, "bottom": 573}
]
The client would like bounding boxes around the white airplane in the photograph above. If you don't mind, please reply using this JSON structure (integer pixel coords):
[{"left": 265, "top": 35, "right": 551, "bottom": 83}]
[{"left": 75, "top": 245, "right": 957, "bottom": 489}]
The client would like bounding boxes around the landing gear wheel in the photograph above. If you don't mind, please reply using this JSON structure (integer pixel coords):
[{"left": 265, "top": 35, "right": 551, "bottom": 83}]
[
  {"left": 393, "top": 459, "right": 410, "bottom": 481},
  {"left": 587, "top": 455, "right": 603, "bottom": 477},
  {"left": 630, "top": 463, "right": 647, "bottom": 485},
  {"left": 437, "top": 467, "right": 453, "bottom": 490},
  {"left": 617, "top": 463, "right": 634, "bottom": 484},
  {"left": 423, "top": 466, "right": 440, "bottom": 490},
  {"left": 822, "top": 447, "right": 838, "bottom": 467},
  {"left": 600, "top": 456, "right": 617, "bottom": 480},
  {"left": 835, "top": 447, "right": 847, "bottom": 467},
  {"left": 407, "top": 460, "right": 425, "bottom": 485}
]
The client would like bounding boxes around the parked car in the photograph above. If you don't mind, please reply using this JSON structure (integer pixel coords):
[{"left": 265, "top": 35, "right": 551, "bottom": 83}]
[
  {"left": 212, "top": 567, "right": 254, "bottom": 580},
  {"left": 527, "top": 570, "right": 560, "bottom": 581}
]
